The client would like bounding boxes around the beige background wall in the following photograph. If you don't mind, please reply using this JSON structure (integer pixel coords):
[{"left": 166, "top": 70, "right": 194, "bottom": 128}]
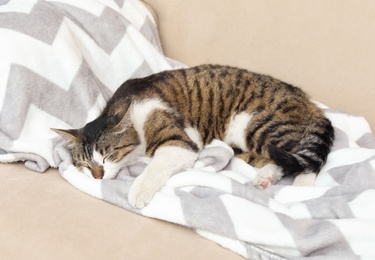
[{"left": 146, "top": 0, "right": 375, "bottom": 131}]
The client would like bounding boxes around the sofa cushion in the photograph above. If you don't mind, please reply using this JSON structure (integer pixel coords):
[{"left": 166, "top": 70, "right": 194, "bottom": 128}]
[{"left": 0, "top": 163, "right": 242, "bottom": 259}]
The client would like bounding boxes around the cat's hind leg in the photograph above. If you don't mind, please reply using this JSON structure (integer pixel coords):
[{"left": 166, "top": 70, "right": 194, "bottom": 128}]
[
  {"left": 253, "top": 164, "right": 284, "bottom": 189},
  {"left": 235, "top": 153, "right": 283, "bottom": 189}
]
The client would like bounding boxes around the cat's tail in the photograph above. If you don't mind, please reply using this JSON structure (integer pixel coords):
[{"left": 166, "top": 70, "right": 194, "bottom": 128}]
[{"left": 267, "top": 117, "right": 334, "bottom": 176}]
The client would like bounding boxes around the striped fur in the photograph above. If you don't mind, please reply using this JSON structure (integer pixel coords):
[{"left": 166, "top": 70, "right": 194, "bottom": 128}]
[{"left": 53, "top": 64, "right": 334, "bottom": 207}]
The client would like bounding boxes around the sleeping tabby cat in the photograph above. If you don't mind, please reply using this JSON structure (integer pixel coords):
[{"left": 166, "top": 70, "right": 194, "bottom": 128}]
[{"left": 53, "top": 64, "right": 334, "bottom": 209}]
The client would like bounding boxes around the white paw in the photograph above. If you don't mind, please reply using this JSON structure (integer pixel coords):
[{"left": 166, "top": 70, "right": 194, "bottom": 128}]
[
  {"left": 253, "top": 175, "right": 273, "bottom": 189},
  {"left": 128, "top": 176, "right": 159, "bottom": 209},
  {"left": 127, "top": 146, "right": 198, "bottom": 208},
  {"left": 253, "top": 164, "right": 283, "bottom": 189}
]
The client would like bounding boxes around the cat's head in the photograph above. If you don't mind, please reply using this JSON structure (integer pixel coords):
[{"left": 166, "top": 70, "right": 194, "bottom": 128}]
[{"left": 52, "top": 115, "right": 140, "bottom": 179}]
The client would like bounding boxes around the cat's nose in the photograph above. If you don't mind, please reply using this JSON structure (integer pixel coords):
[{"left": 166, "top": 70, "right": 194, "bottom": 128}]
[{"left": 92, "top": 167, "right": 104, "bottom": 179}]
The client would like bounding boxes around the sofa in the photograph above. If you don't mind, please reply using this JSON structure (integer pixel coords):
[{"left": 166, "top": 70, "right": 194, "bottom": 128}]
[{"left": 1, "top": 1, "right": 375, "bottom": 259}]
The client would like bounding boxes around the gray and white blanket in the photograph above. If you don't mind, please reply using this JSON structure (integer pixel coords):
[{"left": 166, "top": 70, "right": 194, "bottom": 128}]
[{"left": 1, "top": 1, "right": 375, "bottom": 259}]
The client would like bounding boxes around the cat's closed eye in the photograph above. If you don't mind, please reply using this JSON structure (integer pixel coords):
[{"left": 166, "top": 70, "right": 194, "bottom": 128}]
[
  {"left": 75, "top": 161, "right": 91, "bottom": 169},
  {"left": 114, "top": 143, "right": 138, "bottom": 150}
]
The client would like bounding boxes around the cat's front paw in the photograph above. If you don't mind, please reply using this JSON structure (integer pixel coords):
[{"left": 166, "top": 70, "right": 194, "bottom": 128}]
[{"left": 128, "top": 176, "right": 158, "bottom": 209}]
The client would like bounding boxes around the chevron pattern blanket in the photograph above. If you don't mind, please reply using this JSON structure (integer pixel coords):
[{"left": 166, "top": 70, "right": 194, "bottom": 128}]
[{"left": 1, "top": 1, "right": 375, "bottom": 259}]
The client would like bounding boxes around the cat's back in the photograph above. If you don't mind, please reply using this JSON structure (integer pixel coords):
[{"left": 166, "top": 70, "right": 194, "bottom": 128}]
[
  {"left": 152, "top": 64, "right": 310, "bottom": 104},
  {"left": 110, "top": 64, "right": 301, "bottom": 103},
  {"left": 104, "top": 64, "right": 315, "bottom": 123}
]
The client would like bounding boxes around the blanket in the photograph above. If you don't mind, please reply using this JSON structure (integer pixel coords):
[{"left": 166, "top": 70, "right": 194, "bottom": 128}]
[
  {"left": 1, "top": 1, "right": 375, "bottom": 259},
  {"left": 0, "top": 0, "right": 184, "bottom": 171}
]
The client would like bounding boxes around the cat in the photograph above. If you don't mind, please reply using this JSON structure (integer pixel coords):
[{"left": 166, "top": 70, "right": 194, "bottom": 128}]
[{"left": 53, "top": 64, "right": 334, "bottom": 209}]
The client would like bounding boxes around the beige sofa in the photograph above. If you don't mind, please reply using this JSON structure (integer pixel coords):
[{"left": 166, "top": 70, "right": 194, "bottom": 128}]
[{"left": 1, "top": 1, "right": 375, "bottom": 259}]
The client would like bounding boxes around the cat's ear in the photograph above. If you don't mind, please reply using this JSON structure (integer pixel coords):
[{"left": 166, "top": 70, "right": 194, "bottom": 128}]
[
  {"left": 107, "top": 115, "right": 120, "bottom": 128},
  {"left": 51, "top": 128, "right": 81, "bottom": 142},
  {"left": 108, "top": 111, "right": 132, "bottom": 129},
  {"left": 118, "top": 111, "right": 132, "bottom": 127}
]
